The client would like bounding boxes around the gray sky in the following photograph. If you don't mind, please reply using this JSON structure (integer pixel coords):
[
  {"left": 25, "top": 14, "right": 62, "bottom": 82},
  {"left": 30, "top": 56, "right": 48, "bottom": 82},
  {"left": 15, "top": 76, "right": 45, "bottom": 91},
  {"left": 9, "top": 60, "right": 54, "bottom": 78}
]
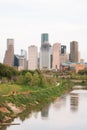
[{"left": 0, "top": 0, "right": 87, "bottom": 62}]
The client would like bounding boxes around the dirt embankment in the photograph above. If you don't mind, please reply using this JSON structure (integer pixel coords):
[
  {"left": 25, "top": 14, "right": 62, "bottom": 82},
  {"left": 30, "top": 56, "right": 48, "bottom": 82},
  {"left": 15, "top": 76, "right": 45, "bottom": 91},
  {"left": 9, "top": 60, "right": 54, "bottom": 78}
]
[{"left": 0, "top": 102, "right": 26, "bottom": 123}]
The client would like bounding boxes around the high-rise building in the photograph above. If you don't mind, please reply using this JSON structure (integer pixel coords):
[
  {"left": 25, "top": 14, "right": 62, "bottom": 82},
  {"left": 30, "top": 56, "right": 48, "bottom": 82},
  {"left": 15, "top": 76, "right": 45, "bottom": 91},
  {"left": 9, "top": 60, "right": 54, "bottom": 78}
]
[
  {"left": 28, "top": 45, "right": 38, "bottom": 70},
  {"left": 14, "top": 55, "right": 19, "bottom": 67},
  {"left": 52, "top": 43, "right": 61, "bottom": 70},
  {"left": 40, "top": 43, "right": 52, "bottom": 70},
  {"left": 41, "top": 33, "right": 49, "bottom": 46},
  {"left": 70, "top": 41, "right": 79, "bottom": 62},
  {"left": 40, "top": 33, "right": 52, "bottom": 70},
  {"left": 14, "top": 50, "right": 27, "bottom": 70},
  {"left": 60, "top": 45, "right": 69, "bottom": 63},
  {"left": 60, "top": 54, "right": 69, "bottom": 64},
  {"left": 3, "top": 39, "right": 14, "bottom": 66},
  {"left": 61, "top": 45, "right": 66, "bottom": 54}
]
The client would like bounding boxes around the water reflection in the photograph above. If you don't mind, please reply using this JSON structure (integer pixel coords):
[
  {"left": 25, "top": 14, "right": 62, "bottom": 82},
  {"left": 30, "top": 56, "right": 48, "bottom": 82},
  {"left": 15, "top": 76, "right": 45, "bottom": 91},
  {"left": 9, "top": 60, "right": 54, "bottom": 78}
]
[
  {"left": 70, "top": 93, "right": 79, "bottom": 112},
  {"left": 53, "top": 95, "right": 66, "bottom": 110},
  {"left": 1, "top": 88, "right": 87, "bottom": 130},
  {"left": 41, "top": 104, "right": 50, "bottom": 119}
]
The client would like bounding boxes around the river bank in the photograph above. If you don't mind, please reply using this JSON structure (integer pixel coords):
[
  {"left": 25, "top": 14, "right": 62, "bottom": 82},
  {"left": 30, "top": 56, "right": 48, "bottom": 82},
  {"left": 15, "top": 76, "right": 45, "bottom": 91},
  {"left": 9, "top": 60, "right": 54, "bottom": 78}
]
[{"left": 0, "top": 81, "right": 72, "bottom": 127}]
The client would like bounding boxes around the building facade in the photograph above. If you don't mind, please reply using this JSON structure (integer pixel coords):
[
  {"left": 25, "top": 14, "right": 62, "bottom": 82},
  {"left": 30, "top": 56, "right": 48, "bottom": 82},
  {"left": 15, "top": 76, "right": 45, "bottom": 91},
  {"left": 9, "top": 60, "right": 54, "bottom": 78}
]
[
  {"left": 40, "top": 43, "right": 52, "bottom": 70},
  {"left": 52, "top": 43, "right": 61, "bottom": 70},
  {"left": 60, "top": 54, "right": 69, "bottom": 64},
  {"left": 41, "top": 33, "right": 49, "bottom": 46},
  {"left": 60, "top": 45, "right": 69, "bottom": 63},
  {"left": 3, "top": 39, "right": 14, "bottom": 66},
  {"left": 28, "top": 45, "right": 38, "bottom": 70},
  {"left": 70, "top": 41, "right": 79, "bottom": 62},
  {"left": 61, "top": 45, "right": 66, "bottom": 54}
]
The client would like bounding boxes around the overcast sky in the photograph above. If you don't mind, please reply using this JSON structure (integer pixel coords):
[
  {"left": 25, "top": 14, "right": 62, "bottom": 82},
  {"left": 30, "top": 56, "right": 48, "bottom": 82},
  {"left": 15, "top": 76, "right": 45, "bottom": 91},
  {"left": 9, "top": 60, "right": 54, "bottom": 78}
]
[{"left": 0, "top": 0, "right": 87, "bottom": 62}]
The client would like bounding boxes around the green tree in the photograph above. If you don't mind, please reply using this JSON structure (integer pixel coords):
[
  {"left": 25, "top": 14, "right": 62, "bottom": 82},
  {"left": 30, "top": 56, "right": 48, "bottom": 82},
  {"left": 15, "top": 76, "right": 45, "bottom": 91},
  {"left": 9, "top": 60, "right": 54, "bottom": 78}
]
[{"left": 24, "top": 72, "right": 33, "bottom": 85}]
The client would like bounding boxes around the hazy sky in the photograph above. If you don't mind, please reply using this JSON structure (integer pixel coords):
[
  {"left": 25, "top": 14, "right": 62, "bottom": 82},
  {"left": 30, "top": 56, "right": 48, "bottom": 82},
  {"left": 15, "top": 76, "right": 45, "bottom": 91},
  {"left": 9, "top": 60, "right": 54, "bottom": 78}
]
[{"left": 0, "top": 0, "right": 87, "bottom": 62}]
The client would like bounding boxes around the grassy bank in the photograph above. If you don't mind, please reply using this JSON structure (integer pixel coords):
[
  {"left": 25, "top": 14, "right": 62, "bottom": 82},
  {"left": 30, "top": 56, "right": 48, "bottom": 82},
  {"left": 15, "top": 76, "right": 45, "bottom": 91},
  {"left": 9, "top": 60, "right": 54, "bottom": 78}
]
[{"left": 0, "top": 81, "right": 71, "bottom": 124}]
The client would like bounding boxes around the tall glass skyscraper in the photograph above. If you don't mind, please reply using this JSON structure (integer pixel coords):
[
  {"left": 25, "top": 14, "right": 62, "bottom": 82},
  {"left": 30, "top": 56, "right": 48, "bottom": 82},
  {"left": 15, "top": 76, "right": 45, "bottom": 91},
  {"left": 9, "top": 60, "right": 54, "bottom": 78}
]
[
  {"left": 40, "top": 33, "right": 52, "bottom": 70},
  {"left": 41, "top": 33, "right": 49, "bottom": 45}
]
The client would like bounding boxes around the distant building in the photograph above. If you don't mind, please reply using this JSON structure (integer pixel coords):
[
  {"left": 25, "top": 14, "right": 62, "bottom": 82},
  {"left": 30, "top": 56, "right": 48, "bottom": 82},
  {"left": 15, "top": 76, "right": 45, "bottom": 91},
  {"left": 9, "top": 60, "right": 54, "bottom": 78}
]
[
  {"left": 14, "top": 50, "right": 27, "bottom": 70},
  {"left": 60, "top": 45, "right": 69, "bottom": 63},
  {"left": 61, "top": 62, "right": 85, "bottom": 73},
  {"left": 60, "top": 54, "right": 69, "bottom": 64},
  {"left": 40, "top": 43, "right": 52, "bottom": 70},
  {"left": 3, "top": 39, "right": 14, "bottom": 66},
  {"left": 61, "top": 45, "right": 66, "bottom": 54},
  {"left": 70, "top": 41, "right": 79, "bottom": 62},
  {"left": 18, "top": 56, "right": 27, "bottom": 71},
  {"left": 80, "top": 59, "right": 84, "bottom": 63},
  {"left": 52, "top": 43, "right": 61, "bottom": 70},
  {"left": 75, "top": 63, "right": 85, "bottom": 73},
  {"left": 28, "top": 45, "right": 38, "bottom": 70},
  {"left": 40, "top": 33, "right": 52, "bottom": 70},
  {"left": 41, "top": 33, "right": 49, "bottom": 46},
  {"left": 14, "top": 55, "right": 19, "bottom": 67}
]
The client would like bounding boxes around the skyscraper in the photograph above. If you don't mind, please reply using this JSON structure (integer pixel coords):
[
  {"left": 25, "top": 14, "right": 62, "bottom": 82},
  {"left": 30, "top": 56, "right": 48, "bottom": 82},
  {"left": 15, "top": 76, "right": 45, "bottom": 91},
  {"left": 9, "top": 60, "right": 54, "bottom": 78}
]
[
  {"left": 40, "top": 33, "right": 52, "bottom": 70},
  {"left": 60, "top": 45, "right": 69, "bottom": 63},
  {"left": 61, "top": 45, "right": 66, "bottom": 54},
  {"left": 40, "top": 43, "right": 52, "bottom": 70},
  {"left": 52, "top": 43, "right": 61, "bottom": 70},
  {"left": 41, "top": 33, "right": 49, "bottom": 45},
  {"left": 28, "top": 45, "right": 38, "bottom": 70},
  {"left": 3, "top": 39, "right": 14, "bottom": 66},
  {"left": 70, "top": 41, "right": 79, "bottom": 62},
  {"left": 14, "top": 50, "right": 27, "bottom": 70}
]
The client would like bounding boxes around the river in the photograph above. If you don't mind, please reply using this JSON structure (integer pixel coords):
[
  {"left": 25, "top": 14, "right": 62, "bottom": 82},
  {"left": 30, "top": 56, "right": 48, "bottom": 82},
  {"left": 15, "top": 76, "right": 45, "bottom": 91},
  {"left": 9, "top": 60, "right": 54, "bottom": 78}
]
[{"left": 1, "top": 87, "right": 87, "bottom": 130}]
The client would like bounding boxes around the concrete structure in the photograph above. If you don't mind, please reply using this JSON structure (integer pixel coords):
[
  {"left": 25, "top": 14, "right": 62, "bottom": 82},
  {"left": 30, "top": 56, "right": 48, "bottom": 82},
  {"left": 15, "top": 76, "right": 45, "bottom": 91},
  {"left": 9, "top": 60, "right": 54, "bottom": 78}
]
[
  {"left": 40, "top": 43, "right": 52, "bottom": 70},
  {"left": 28, "top": 45, "right": 38, "bottom": 70},
  {"left": 70, "top": 41, "right": 79, "bottom": 62},
  {"left": 3, "top": 39, "right": 14, "bottom": 66},
  {"left": 52, "top": 43, "right": 61, "bottom": 70}
]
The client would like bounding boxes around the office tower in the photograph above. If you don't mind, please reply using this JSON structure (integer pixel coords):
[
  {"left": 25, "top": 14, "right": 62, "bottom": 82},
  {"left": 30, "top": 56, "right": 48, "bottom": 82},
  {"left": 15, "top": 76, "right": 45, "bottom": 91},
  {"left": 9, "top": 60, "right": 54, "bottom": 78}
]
[
  {"left": 21, "top": 49, "right": 27, "bottom": 59},
  {"left": 41, "top": 33, "right": 49, "bottom": 46},
  {"left": 60, "top": 54, "right": 69, "bottom": 64},
  {"left": 52, "top": 43, "right": 61, "bottom": 70},
  {"left": 61, "top": 45, "right": 66, "bottom": 54},
  {"left": 40, "top": 43, "right": 52, "bottom": 70},
  {"left": 14, "top": 55, "right": 19, "bottom": 67},
  {"left": 19, "top": 49, "right": 27, "bottom": 70},
  {"left": 3, "top": 39, "right": 14, "bottom": 66},
  {"left": 28, "top": 45, "right": 38, "bottom": 70},
  {"left": 40, "top": 33, "right": 51, "bottom": 70},
  {"left": 60, "top": 45, "right": 69, "bottom": 63},
  {"left": 70, "top": 41, "right": 79, "bottom": 62},
  {"left": 14, "top": 50, "right": 27, "bottom": 70}
]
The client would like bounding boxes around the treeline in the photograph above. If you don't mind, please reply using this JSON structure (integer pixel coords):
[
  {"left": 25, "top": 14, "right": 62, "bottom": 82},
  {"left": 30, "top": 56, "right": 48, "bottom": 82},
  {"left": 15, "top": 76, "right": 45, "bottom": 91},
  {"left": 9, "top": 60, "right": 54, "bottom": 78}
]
[
  {"left": 0, "top": 63, "right": 56, "bottom": 87},
  {"left": 0, "top": 63, "right": 18, "bottom": 79}
]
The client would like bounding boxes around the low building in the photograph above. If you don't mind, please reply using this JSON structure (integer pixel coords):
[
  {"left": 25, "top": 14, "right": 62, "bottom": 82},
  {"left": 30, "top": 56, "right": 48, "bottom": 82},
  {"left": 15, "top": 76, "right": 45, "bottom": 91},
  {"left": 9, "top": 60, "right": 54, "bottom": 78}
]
[{"left": 61, "top": 62, "right": 85, "bottom": 73}]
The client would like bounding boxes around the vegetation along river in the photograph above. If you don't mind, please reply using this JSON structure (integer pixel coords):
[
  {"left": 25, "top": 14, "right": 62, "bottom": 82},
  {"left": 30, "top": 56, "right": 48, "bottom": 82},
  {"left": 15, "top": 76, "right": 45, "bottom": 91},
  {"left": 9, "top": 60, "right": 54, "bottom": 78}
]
[{"left": 1, "top": 87, "right": 87, "bottom": 130}]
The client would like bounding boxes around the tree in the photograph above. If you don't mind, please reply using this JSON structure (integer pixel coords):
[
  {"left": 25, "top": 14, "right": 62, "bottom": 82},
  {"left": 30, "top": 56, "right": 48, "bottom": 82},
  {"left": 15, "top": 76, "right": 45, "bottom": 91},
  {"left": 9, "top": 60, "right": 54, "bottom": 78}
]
[{"left": 24, "top": 72, "right": 33, "bottom": 85}]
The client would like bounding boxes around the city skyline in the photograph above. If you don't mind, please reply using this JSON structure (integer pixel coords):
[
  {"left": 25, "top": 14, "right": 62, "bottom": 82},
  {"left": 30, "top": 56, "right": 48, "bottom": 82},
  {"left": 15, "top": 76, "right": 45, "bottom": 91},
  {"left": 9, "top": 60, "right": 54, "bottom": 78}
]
[{"left": 0, "top": 0, "right": 87, "bottom": 62}]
